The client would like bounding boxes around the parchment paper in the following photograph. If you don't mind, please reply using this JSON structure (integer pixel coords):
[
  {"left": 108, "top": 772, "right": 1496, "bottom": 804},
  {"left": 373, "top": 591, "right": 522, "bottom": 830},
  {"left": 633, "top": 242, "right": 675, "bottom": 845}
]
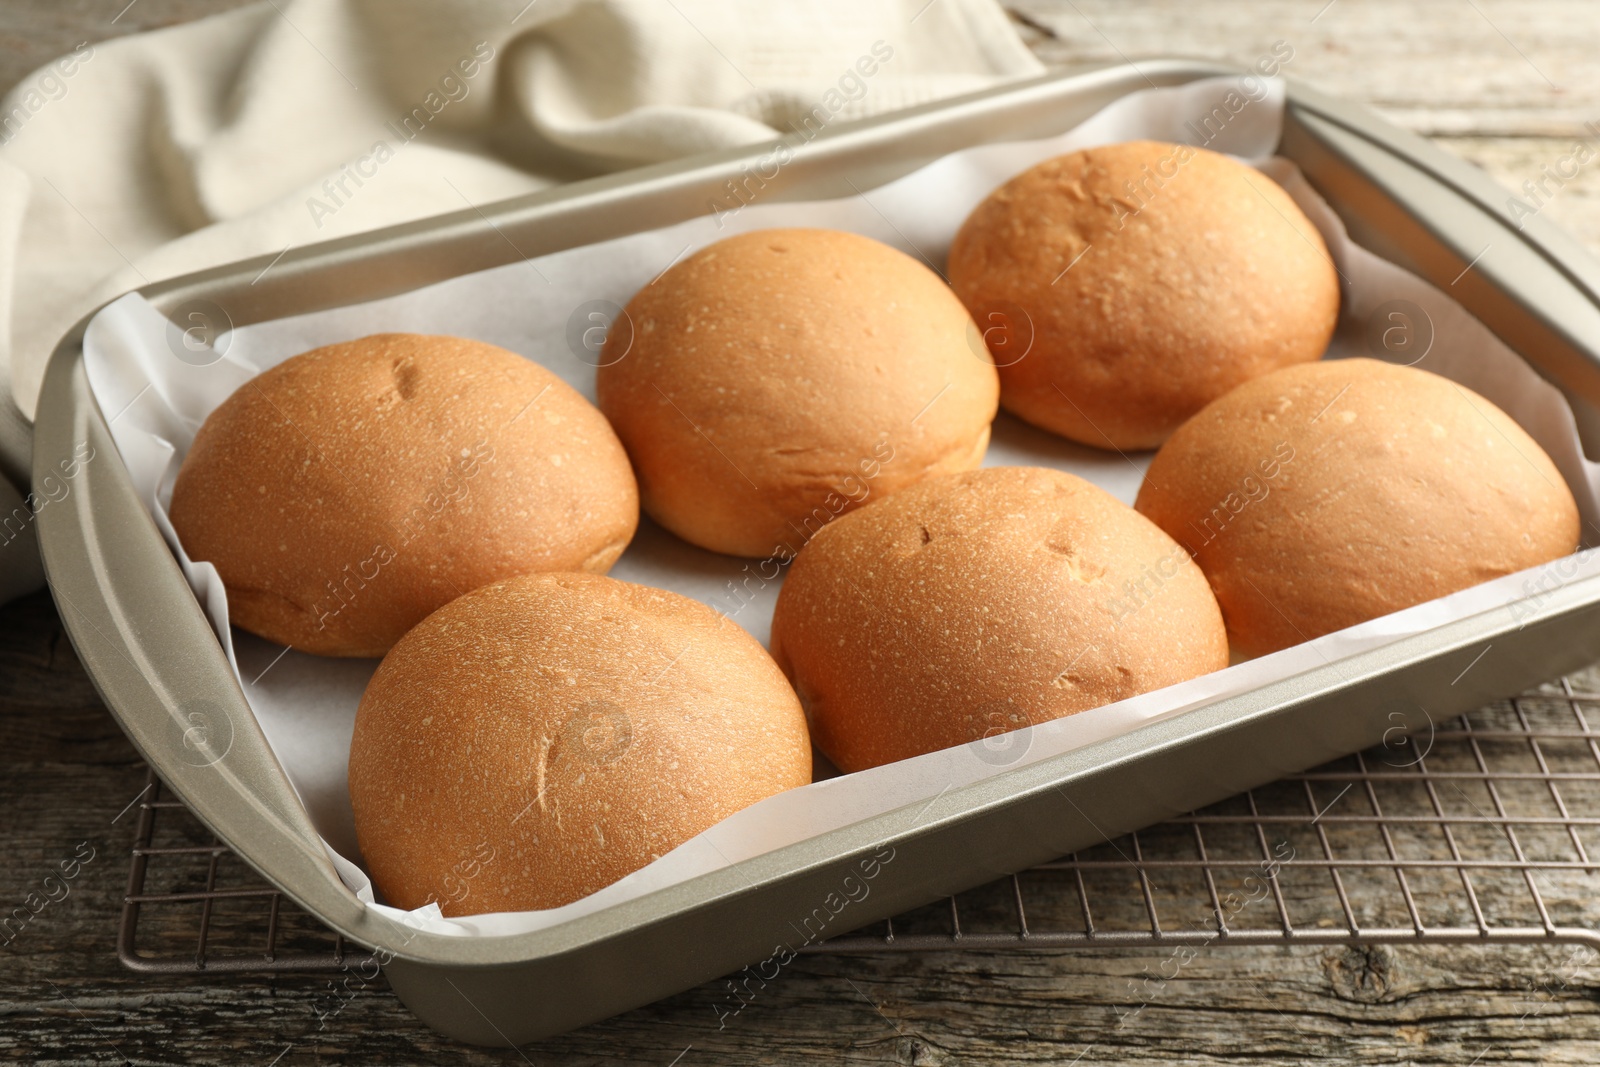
[{"left": 82, "top": 76, "right": 1600, "bottom": 937}]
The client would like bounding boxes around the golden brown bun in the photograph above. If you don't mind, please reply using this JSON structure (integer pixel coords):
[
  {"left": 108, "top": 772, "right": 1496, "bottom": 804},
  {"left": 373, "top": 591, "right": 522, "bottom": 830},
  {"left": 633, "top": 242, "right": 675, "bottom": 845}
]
[
  {"left": 770, "top": 466, "right": 1227, "bottom": 772},
  {"left": 348, "top": 572, "right": 811, "bottom": 914},
  {"left": 1135, "top": 358, "right": 1581, "bottom": 659},
  {"left": 948, "top": 141, "right": 1340, "bottom": 450},
  {"left": 170, "top": 334, "right": 639, "bottom": 657},
  {"left": 596, "top": 228, "right": 999, "bottom": 558}
]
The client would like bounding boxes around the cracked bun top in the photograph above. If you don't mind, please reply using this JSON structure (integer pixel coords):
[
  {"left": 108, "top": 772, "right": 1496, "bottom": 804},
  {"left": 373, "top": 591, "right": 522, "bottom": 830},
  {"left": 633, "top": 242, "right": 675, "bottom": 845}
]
[
  {"left": 949, "top": 141, "right": 1340, "bottom": 450},
  {"left": 1135, "top": 358, "right": 1581, "bottom": 658},
  {"left": 596, "top": 227, "right": 1000, "bottom": 558},
  {"left": 348, "top": 571, "right": 811, "bottom": 914},
  {"left": 169, "top": 333, "right": 639, "bottom": 657},
  {"left": 770, "top": 466, "right": 1227, "bottom": 772}
]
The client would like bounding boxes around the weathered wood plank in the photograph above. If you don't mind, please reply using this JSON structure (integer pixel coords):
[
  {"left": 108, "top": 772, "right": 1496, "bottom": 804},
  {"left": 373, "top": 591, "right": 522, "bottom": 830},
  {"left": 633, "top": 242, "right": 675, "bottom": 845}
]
[{"left": 1008, "top": 0, "right": 1600, "bottom": 137}]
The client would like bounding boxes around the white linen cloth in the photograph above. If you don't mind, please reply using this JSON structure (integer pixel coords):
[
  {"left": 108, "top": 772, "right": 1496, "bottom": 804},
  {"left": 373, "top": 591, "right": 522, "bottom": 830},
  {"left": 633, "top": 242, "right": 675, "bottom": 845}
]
[{"left": 0, "top": 0, "right": 1042, "bottom": 595}]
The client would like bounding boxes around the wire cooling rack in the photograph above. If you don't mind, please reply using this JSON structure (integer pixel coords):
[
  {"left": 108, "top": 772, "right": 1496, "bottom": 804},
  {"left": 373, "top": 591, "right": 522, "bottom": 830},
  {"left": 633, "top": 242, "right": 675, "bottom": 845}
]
[{"left": 118, "top": 674, "right": 1600, "bottom": 975}]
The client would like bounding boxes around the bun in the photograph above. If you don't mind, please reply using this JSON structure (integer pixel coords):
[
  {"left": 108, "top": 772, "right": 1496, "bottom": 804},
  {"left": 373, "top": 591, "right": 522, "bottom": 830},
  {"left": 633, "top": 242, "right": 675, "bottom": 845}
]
[
  {"left": 770, "top": 466, "right": 1227, "bottom": 772},
  {"left": 596, "top": 228, "right": 999, "bottom": 558},
  {"left": 170, "top": 333, "right": 639, "bottom": 657},
  {"left": 348, "top": 572, "right": 811, "bottom": 914},
  {"left": 1135, "top": 358, "right": 1581, "bottom": 658},
  {"left": 949, "top": 141, "right": 1340, "bottom": 450}
]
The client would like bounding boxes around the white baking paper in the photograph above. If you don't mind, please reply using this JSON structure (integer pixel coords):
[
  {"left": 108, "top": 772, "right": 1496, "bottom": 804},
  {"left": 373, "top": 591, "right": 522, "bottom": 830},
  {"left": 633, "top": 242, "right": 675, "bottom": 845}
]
[{"left": 83, "top": 76, "right": 1600, "bottom": 938}]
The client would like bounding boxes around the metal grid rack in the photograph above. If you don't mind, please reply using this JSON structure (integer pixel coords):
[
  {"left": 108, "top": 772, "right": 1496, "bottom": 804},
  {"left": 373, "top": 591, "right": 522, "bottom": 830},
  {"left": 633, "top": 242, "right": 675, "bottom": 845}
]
[{"left": 119, "top": 674, "right": 1600, "bottom": 975}]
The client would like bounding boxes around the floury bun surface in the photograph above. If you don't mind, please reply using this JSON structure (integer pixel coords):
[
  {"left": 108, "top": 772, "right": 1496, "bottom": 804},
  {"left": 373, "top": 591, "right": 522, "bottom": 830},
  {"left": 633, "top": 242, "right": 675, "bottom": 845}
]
[
  {"left": 347, "top": 572, "right": 811, "bottom": 914},
  {"left": 948, "top": 141, "right": 1340, "bottom": 450},
  {"left": 770, "top": 466, "right": 1228, "bottom": 772},
  {"left": 596, "top": 228, "right": 1000, "bottom": 558},
  {"left": 1135, "top": 358, "right": 1581, "bottom": 658},
  {"left": 169, "top": 333, "right": 639, "bottom": 657}
]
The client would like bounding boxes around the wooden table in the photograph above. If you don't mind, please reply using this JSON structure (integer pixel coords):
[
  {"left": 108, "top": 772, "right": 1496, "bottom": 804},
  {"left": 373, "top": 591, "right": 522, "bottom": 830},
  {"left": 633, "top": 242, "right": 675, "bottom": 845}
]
[{"left": 3, "top": 1, "right": 1599, "bottom": 1062}]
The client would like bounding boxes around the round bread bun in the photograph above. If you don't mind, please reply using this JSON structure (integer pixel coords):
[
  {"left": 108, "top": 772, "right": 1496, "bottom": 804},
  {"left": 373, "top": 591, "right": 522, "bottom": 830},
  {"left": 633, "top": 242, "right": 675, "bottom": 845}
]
[
  {"left": 1135, "top": 358, "right": 1581, "bottom": 659},
  {"left": 596, "top": 228, "right": 999, "bottom": 558},
  {"left": 170, "top": 333, "right": 639, "bottom": 658},
  {"left": 348, "top": 571, "right": 811, "bottom": 914},
  {"left": 948, "top": 141, "right": 1340, "bottom": 450},
  {"left": 770, "top": 466, "right": 1228, "bottom": 772}
]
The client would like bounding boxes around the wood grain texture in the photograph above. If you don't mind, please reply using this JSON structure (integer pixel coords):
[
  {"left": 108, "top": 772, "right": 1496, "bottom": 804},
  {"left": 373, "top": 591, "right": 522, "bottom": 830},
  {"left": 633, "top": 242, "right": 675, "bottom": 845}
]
[{"left": 3, "top": 1, "right": 1600, "bottom": 1063}]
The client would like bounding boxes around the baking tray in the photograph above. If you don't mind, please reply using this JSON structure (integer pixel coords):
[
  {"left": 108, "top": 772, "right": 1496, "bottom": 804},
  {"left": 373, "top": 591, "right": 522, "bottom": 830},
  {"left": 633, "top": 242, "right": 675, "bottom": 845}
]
[{"left": 34, "top": 59, "right": 1600, "bottom": 1044}]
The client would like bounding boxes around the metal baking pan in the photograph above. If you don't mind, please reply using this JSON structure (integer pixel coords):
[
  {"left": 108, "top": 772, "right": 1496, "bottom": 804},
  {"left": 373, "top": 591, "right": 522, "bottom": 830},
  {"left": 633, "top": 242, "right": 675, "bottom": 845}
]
[{"left": 34, "top": 59, "right": 1600, "bottom": 1045}]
